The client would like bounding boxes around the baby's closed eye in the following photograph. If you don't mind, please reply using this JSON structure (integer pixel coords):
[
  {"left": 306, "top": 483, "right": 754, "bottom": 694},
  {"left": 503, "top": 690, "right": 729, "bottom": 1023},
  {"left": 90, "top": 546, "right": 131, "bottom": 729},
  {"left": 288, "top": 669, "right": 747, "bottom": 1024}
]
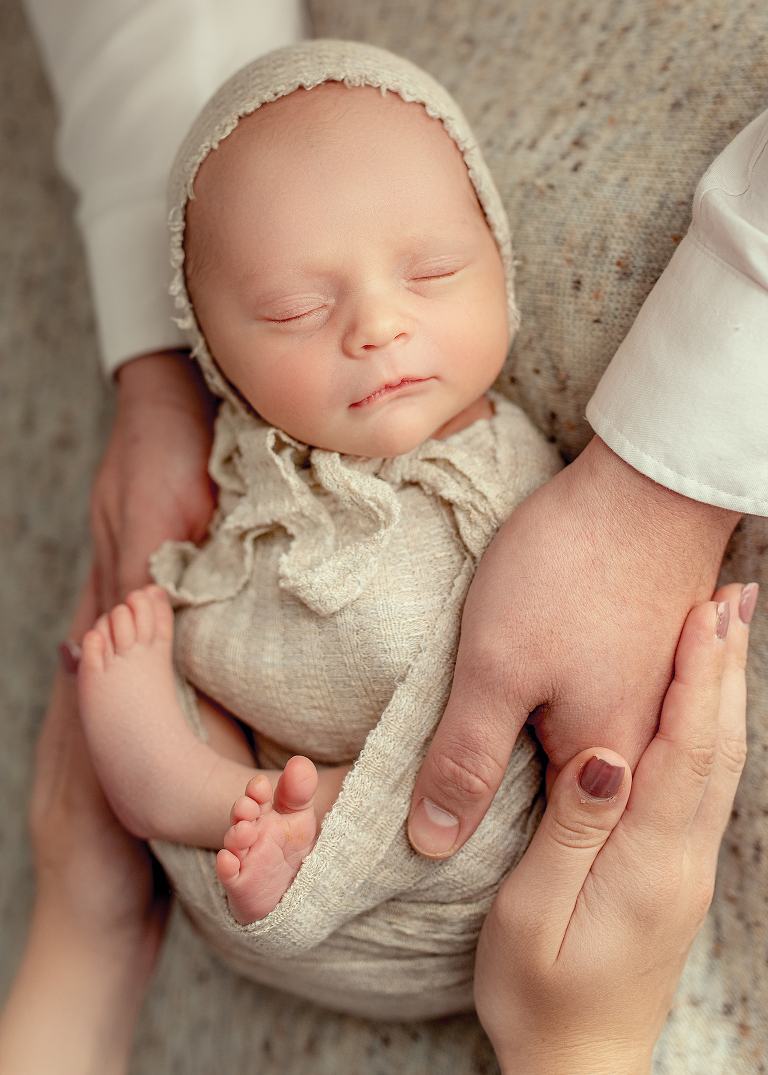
[
  {"left": 405, "top": 253, "right": 471, "bottom": 290},
  {"left": 260, "top": 295, "right": 333, "bottom": 324}
]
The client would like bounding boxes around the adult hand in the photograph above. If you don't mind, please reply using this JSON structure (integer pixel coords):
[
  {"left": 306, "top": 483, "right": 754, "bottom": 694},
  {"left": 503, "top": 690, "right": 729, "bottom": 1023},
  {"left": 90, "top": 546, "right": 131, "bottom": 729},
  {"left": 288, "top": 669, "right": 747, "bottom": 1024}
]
[
  {"left": 90, "top": 350, "right": 217, "bottom": 612},
  {"left": 474, "top": 584, "right": 752, "bottom": 1075},
  {"left": 0, "top": 573, "right": 169, "bottom": 1075},
  {"left": 408, "top": 436, "right": 740, "bottom": 858}
]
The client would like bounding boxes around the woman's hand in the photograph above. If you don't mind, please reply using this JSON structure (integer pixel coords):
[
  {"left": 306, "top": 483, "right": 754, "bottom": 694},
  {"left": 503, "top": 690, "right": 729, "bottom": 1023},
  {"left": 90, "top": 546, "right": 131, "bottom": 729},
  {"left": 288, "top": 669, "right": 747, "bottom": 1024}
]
[
  {"left": 90, "top": 350, "right": 217, "bottom": 612},
  {"left": 0, "top": 573, "right": 169, "bottom": 1075},
  {"left": 474, "top": 582, "right": 754, "bottom": 1075}
]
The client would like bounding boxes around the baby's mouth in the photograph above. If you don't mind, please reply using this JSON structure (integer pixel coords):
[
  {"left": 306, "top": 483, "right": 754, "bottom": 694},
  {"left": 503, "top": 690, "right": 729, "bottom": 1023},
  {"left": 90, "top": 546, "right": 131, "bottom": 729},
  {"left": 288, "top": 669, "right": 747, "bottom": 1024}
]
[{"left": 350, "top": 378, "right": 429, "bottom": 409}]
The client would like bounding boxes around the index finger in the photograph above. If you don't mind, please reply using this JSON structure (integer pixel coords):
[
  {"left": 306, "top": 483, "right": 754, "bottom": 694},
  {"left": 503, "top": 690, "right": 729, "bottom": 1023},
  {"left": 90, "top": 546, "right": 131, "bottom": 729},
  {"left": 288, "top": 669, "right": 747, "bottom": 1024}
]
[
  {"left": 688, "top": 583, "right": 751, "bottom": 859},
  {"left": 622, "top": 600, "right": 727, "bottom": 849}
]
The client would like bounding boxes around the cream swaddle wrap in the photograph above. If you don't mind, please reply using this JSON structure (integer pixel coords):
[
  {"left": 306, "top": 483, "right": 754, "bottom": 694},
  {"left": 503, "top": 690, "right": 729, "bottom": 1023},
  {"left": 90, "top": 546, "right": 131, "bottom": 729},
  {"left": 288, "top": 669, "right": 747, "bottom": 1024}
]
[{"left": 149, "top": 40, "right": 562, "bottom": 1021}]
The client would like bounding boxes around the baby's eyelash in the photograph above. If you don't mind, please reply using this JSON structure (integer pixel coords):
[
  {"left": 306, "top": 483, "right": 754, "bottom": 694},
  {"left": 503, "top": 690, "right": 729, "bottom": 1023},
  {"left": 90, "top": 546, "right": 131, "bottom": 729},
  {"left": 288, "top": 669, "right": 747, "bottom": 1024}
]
[{"left": 266, "top": 307, "right": 325, "bottom": 323}]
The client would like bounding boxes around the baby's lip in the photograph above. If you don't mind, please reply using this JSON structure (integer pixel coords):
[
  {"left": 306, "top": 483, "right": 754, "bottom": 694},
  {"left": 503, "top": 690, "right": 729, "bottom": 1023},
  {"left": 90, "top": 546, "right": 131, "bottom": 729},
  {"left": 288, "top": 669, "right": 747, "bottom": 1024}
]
[{"left": 350, "top": 377, "right": 430, "bottom": 409}]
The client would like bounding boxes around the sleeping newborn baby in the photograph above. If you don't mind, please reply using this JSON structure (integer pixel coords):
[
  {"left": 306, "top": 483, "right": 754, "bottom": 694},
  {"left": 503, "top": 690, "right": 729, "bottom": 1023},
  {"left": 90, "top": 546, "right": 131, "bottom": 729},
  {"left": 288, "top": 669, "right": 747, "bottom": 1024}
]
[{"left": 78, "top": 41, "right": 562, "bottom": 1019}]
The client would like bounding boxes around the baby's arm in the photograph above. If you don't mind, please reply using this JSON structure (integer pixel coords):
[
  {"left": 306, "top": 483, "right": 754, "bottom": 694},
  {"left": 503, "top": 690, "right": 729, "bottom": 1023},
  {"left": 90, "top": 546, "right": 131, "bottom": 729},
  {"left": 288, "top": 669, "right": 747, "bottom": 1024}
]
[{"left": 78, "top": 586, "right": 348, "bottom": 854}]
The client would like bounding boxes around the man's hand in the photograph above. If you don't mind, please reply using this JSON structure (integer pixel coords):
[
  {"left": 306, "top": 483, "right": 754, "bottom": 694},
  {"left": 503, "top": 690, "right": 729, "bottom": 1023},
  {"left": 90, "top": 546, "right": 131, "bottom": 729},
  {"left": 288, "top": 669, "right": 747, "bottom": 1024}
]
[
  {"left": 90, "top": 351, "right": 217, "bottom": 611},
  {"left": 408, "top": 435, "right": 740, "bottom": 858}
]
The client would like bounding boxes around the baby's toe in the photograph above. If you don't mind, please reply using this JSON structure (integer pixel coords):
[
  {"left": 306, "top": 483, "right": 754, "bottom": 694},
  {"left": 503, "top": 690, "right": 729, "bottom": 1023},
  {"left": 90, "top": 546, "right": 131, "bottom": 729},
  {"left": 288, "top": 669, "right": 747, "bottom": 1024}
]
[
  {"left": 273, "top": 756, "right": 318, "bottom": 813},
  {"left": 231, "top": 794, "right": 262, "bottom": 825},
  {"left": 93, "top": 613, "right": 115, "bottom": 660},
  {"left": 109, "top": 603, "right": 137, "bottom": 655},
  {"left": 125, "top": 588, "right": 155, "bottom": 645},
  {"left": 146, "top": 585, "right": 175, "bottom": 642},
  {"left": 80, "top": 627, "right": 107, "bottom": 673},
  {"left": 245, "top": 773, "right": 275, "bottom": 806},
  {"left": 224, "top": 819, "right": 258, "bottom": 856},
  {"left": 216, "top": 848, "right": 241, "bottom": 885}
]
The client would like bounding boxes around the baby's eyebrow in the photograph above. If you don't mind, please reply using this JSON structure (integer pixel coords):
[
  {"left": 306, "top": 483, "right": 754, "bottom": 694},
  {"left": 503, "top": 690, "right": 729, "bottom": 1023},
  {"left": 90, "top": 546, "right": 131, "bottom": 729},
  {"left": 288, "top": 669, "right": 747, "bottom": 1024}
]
[
  {"left": 244, "top": 283, "right": 334, "bottom": 320},
  {"left": 235, "top": 264, "right": 331, "bottom": 294}
]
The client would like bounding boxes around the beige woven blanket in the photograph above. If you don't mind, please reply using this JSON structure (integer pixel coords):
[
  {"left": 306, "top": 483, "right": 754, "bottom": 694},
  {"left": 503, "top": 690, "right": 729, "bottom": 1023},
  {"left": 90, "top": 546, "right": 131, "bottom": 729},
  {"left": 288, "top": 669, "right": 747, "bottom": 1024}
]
[{"left": 150, "top": 393, "right": 560, "bottom": 1019}]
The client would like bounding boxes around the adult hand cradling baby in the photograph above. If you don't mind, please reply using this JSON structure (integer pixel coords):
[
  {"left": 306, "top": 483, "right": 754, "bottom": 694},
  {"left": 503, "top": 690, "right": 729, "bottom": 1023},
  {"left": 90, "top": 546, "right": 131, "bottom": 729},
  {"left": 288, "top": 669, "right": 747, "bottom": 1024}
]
[
  {"left": 89, "top": 350, "right": 217, "bottom": 613},
  {"left": 407, "top": 436, "right": 739, "bottom": 857}
]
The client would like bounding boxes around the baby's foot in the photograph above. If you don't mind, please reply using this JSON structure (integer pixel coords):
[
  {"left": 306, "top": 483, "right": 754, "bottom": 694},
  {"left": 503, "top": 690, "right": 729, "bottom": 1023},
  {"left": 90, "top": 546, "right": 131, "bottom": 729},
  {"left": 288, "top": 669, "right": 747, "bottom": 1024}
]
[
  {"left": 78, "top": 585, "right": 186, "bottom": 838},
  {"left": 216, "top": 756, "right": 319, "bottom": 924}
]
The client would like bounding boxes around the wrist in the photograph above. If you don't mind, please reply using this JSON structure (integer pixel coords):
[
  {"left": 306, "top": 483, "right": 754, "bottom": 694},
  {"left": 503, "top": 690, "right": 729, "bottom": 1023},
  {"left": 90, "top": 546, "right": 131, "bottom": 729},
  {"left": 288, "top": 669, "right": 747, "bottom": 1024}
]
[
  {"left": 0, "top": 897, "right": 158, "bottom": 1075},
  {"left": 116, "top": 350, "right": 215, "bottom": 418},
  {"left": 571, "top": 436, "right": 739, "bottom": 599},
  {"left": 495, "top": 1038, "right": 652, "bottom": 1075}
]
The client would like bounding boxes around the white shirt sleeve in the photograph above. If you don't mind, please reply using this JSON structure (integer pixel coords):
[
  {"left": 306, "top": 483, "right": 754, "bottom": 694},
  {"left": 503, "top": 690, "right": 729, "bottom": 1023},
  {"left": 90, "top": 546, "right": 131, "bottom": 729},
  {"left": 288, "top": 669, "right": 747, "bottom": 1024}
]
[
  {"left": 587, "top": 108, "right": 768, "bottom": 517},
  {"left": 22, "top": 0, "right": 307, "bottom": 377}
]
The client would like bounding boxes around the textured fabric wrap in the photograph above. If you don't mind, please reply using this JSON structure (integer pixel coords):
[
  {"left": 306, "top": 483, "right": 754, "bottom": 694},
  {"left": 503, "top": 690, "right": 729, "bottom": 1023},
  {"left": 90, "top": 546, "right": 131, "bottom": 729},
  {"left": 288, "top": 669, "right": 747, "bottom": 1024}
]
[{"left": 151, "top": 391, "right": 560, "bottom": 1019}]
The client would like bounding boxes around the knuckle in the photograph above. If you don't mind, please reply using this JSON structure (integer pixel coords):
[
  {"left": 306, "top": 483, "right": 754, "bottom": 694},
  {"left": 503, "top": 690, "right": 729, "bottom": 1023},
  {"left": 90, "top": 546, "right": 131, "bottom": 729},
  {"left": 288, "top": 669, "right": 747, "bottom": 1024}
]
[
  {"left": 549, "top": 815, "right": 611, "bottom": 852},
  {"left": 627, "top": 868, "right": 681, "bottom": 927},
  {"left": 429, "top": 743, "right": 504, "bottom": 807},
  {"left": 455, "top": 632, "right": 539, "bottom": 712},
  {"left": 684, "top": 741, "right": 718, "bottom": 781},
  {"left": 718, "top": 735, "right": 748, "bottom": 776}
]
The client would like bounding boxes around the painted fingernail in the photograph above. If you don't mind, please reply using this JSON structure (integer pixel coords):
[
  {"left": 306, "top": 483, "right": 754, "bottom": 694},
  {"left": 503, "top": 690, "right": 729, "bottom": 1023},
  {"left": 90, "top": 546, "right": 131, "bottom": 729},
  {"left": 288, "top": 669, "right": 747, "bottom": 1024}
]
[
  {"left": 408, "top": 798, "right": 460, "bottom": 857},
  {"left": 59, "top": 639, "right": 82, "bottom": 675},
  {"left": 739, "top": 583, "right": 759, "bottom": 626},
  {"left": 578, "top": 756, "right": 625, "bottom": 800},
  {"left": 715, "top": 601, "right": 730, "bottom": 640}
]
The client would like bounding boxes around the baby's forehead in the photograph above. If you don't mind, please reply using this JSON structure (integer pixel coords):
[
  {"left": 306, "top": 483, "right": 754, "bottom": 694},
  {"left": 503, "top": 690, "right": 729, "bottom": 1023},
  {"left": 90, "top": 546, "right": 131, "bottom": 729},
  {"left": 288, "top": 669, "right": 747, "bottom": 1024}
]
[
  {"left": 186, "top": 78, "right": 488, "bottom": 283},
  {"left": 230, "top": 80, "right": 461, "bottom": 167}
]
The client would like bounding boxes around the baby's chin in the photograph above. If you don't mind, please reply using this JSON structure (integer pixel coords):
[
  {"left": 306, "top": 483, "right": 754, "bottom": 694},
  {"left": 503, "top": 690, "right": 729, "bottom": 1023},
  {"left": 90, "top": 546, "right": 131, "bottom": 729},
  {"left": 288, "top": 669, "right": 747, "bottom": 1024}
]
[{"left": 308, "top": 414, "right": 439, "bottom": 459}]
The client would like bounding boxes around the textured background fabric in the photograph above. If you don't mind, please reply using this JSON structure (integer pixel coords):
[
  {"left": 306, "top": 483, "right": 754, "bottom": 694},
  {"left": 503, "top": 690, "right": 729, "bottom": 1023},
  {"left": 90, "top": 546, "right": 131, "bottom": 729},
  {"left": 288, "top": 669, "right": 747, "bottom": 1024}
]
[{"left": 2, "top": 0, "right": 768, "bottom": 1069}]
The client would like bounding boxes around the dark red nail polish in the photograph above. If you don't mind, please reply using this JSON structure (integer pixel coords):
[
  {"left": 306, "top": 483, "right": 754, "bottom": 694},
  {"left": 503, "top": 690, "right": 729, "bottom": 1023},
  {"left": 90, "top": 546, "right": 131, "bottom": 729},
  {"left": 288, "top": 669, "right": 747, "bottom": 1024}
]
[
  {"left": 715, "top": 601, "right": 730, "bottom": 640},
  {"left": 59, "top": 640, "right": 81, "bottom": 675},
  {"left": 578, "top": 756, "right": 625, "bottom": 800},
  {"left": 739, "top": 583, "right": 759, "bottom": 626}
]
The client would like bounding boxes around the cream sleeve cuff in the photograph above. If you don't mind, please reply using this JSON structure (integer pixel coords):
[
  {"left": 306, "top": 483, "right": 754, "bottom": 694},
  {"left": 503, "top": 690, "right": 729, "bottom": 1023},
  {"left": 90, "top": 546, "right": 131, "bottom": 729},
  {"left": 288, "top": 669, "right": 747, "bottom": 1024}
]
[
  {"left": 587, "top": 107, "right": 768, "bottom": 517},
  {"left": 23, "top": 0, "right": 307, "bottom": 376},
  {"left": 82, "top": 195, "right": 187, "bottom": 376}
]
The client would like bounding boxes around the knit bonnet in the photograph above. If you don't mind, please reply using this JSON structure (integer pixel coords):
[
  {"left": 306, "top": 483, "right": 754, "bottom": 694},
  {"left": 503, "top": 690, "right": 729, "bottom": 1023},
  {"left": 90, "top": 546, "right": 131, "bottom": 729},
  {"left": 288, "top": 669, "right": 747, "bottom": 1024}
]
[{"left": 167, "top": 38, "right": 518, "bottom": 408}]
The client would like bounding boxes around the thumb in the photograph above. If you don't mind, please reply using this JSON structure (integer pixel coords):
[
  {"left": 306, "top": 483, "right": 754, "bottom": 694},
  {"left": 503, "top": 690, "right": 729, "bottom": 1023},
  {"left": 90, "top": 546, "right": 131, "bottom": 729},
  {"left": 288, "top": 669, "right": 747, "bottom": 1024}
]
[
  {"left": 408, "top": 679, "right": 530, "bottom": 858},
  {"left": 500, "top": 748, "right": 631, "bottom": 954}
]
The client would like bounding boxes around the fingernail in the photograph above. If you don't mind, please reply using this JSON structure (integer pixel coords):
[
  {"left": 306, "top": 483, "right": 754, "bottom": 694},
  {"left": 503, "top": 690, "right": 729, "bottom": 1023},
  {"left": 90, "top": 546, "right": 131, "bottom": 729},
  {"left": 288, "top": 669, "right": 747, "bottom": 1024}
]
[
  {"left": 408, "top": 798, "right": 460, "bottom": 857},
  {"left": 578, "top": 756, "right": 625, "bottom": 800},
  {"left": 739, "top": 583, "right": 759, "bottom": 626},
  {"left": 59, "top": 640, "right": 82, "bottom": 675},
  {"left": 715, "top": 601, "right": 730, "bottom": 640}
]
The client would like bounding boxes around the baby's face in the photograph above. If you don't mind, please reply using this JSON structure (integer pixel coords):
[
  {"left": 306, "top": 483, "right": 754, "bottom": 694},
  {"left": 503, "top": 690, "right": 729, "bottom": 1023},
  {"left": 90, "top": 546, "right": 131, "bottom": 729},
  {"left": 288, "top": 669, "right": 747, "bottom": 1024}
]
[{"left": 186, "top": 82, "right": 509, "bottom": 457}]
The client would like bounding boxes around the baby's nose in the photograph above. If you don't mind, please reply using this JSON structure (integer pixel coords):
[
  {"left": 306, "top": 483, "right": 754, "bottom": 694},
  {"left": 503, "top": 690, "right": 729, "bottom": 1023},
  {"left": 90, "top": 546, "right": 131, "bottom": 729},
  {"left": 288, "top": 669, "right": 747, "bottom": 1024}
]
[{"left": 342, "top": 293, "right": 413, "bottom": 356}]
